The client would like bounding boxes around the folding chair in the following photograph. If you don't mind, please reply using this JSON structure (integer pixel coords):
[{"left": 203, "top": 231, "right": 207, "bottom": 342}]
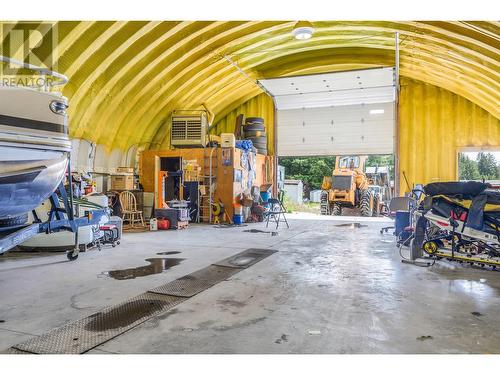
[{"left": 265, "top": 191, "right": 289, "bottom": 229}]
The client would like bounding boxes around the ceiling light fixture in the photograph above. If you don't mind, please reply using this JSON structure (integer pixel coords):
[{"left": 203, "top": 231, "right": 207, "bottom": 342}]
[
  {"left": 292, "top": 21, "right": 314, "bottom": 40},
  {"left": 369, "top": 109, "right": 385, "bottom": 115}
]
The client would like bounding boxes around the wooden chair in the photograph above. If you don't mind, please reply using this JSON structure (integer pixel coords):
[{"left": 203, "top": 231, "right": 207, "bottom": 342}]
[{"left": 119, "top": 191, "right": 145, "bottom": 228}]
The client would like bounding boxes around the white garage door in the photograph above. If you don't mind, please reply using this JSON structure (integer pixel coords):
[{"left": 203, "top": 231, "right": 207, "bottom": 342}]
[{"left": 258, "top": 67, "right": 396, "bottom": 157}]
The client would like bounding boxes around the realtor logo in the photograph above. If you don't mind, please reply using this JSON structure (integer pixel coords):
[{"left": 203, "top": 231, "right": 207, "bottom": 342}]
[{"left": 0, "top": 22, "right": 58, "bottom": 86}]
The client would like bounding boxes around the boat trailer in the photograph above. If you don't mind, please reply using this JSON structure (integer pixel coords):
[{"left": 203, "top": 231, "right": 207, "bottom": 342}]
[{"left": 0, "top": 162, "right": 108, "bottom": 260}]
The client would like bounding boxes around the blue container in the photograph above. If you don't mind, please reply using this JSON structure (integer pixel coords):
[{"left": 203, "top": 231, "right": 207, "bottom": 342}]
[
  {"left": 233, "top": 214, "right": 243, "bottom": 225},
  {"left": 260, "top": 191, "right": 271, "bottom": 203},
  {"left": 395, "top": 210, "right": 410, "bottom": 237}
]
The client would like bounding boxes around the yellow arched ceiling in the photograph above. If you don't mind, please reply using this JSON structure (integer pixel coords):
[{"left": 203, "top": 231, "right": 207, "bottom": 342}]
[{"left": 2, "top": 21, "right": 499, "bottom": 151}]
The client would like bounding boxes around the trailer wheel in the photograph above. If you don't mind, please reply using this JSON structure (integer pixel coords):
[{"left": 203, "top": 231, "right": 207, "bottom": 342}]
[{"left": 67, "top": 251, "right": 79, "bottom": 261}]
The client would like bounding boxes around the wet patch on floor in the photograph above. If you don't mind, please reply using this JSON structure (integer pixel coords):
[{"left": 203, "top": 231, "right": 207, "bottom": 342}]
[
  {"left": 102, "top": 258, "right": 185, "bottom": 280},
  {"left": 156, "top": 251, "right": 182, "bottom": 255},
  {"left": 217, "top": 299, "right": 247, "bottom": 309},
  {"left": 275, "top": 334, "right": 289, "bottom": 344},
  {"left": 471, "top": 311, "right": 483, "bottom": 317},
  {"left": 334, "top": 223, "right": 367, "bottom": 228},
  {"left": 417, "top": 335, "right": 433, "bottom": 341}
]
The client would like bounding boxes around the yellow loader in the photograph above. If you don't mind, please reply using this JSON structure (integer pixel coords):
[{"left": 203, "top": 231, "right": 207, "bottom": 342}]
[{"left": 320, "top": 155, "right": 389, "bottom": 217}]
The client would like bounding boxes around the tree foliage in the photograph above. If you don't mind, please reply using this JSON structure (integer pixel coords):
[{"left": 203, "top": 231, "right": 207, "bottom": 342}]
[
  {"left": 459, "top": 152, "right": 499, "bottom": 181},
  {"left": 279, "top": 156, "right": 336, "bottom": 192},
  {"left": 459, "top": 154, "right": 480, "bottom": 180}
]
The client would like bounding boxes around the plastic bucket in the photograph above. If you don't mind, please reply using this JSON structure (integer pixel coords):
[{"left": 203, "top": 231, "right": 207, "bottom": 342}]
[{"left": 233, "top": 214, "right": 243, "bottom": 225}]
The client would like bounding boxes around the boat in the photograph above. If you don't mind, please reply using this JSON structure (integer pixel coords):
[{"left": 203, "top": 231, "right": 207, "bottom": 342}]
[{"left": 0, "top": 60, "right": 71, "bottom": 226}]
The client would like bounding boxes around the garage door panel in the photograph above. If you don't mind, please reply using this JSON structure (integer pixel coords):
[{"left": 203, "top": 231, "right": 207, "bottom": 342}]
[
  {"left": 277, "top": 106, "right": 394, "bottom": 156},
  {"left": 260, "top": 67, "right": 395, "bottom": 157},
  {"left": 279, "top": 102, "right": 394, "bottom": 124}
]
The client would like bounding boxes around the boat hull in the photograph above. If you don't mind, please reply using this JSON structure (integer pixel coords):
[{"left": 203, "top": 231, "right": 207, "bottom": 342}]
[
  {"left": 0, "top": 145, "right": 69, "bottom": 220},
  {"left": 0, "top": 86, "right": 71, "bottom": 222}
]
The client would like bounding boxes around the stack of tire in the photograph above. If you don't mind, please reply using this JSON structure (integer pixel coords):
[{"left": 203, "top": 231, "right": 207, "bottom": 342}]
[{"left": 243, "top": 117, "right": 267, "bottom": 155}]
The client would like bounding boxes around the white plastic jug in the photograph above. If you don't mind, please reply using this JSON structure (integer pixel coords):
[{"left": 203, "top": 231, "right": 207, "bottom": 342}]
[{"left": 149, "top": 218, "right": 158, "bottom": 231}]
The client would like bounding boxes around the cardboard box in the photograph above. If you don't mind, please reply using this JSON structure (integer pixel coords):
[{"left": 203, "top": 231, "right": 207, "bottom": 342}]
[
  {"left": 111, "top": 174, "right": 134, "bottom": 190},
  {"left": 116, "top": 167, "right": 134, "bottom": 174},
  {"left": 221, "top": 133, "right": 236, "bottom": 148}
]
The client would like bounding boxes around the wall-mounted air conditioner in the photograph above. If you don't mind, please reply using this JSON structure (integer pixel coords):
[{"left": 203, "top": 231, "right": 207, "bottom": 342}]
[{"left": 171, "top": 111, "right": 208, "bottom": 147}]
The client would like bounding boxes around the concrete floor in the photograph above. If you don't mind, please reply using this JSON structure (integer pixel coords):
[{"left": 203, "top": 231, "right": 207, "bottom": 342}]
[{"left": 1, "top": 213, "right": 500, "bottom": 354}]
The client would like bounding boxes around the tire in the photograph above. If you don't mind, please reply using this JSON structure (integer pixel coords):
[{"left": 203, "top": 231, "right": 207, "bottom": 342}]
[
  {"left": 360, "top": 189, "right": 374, "bottom": 217},
  {"left": 244, "top": 129, "right": 266, "bottom": 138},
  {"left": 245, "top": 117, "right": 264, "bottom": 125},
  {"left": 244, "top": 123, "right": 265, "bottom": 132},
  {"left": 256, "top": 148, "right": 267, "bottom": 155},
  {"left": 67, "top": 251, "right": 79, "bottom": 261},
  {"left": 247, "top": 136, "right": 267, "bottom": 147},
  {"left": 331, "top": 202, "right": 342, "bottom": 216},
  {"left": 0, "top": 213, "right": 28, "bottom": 227},
  {"left": 372, "top": 194, "right": 381, "bottom": 217},
  {"left": 320, "top": 191, "right": 329, "bottom": 215}
]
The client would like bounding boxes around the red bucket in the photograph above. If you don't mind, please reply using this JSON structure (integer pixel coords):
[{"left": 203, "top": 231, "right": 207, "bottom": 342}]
[{"left": 157, "top": 218, "right": 170, "bottom": 230}]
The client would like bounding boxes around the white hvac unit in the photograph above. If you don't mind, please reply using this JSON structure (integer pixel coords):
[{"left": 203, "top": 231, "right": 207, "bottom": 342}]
[{"left": 171, "top": 112, "right": 208, "bottom": 147}]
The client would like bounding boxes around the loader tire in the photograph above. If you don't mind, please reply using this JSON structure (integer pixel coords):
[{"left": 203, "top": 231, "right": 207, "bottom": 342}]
[
  {"left": 372, "top": 194, "right": 381, "bottom": 217},
  {"left": 360, "top": 189, "right": 374, "bottom": 217},
  {"left": 320, "top": 192, "right": 329, "bottom": 215},
  {"left": 331, "top": 202, "right": 342, "bottom": 216}
]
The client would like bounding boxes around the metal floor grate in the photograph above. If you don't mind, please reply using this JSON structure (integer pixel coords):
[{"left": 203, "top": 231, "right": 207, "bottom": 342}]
[
  {"left": 1, "top": 347, "right": 31, "bottom": 354},
  {"left": 13, "top": 293, "right": 185, "bottom": 354},
  {"left": 148, "top": 265, "right": 240, "bottom": 297},
  {"left": 7, "top": 248, "right": 278, "bottom": 354},
  {"left": 212, "top": 248, "right": 278, "bottom": 269}
]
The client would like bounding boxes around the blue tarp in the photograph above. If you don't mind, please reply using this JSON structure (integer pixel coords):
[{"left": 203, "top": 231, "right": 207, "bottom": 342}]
[{"left": 235, "top": 139, "right": 253, "bottom": 151}]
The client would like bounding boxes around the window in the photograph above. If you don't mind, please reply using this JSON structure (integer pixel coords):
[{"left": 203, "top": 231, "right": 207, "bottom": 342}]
[{"left": 338, "top": 156, "right": 360, "bottom": 169}]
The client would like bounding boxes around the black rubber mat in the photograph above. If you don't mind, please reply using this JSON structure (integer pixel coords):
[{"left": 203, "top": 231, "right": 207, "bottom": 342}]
[
  {"left": 13, "top": 293, "right": 185, "bottom": 354},
  {"left": 212, "top": 248, "right": 277, "bottom": 269},
  {"left": 148, "top": 265, "right": 240, "bottom": 297}
]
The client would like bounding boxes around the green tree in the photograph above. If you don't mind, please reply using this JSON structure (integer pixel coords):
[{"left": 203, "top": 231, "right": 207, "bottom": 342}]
[
  {"left": 279, "top": 156, "right": 336, "bottom": 192},
  {"left": 459, "top": 154, "right": 480, "bottom": 180},
  {"left": 476, "top": 152, "right": 499, "bottom": 180}
]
